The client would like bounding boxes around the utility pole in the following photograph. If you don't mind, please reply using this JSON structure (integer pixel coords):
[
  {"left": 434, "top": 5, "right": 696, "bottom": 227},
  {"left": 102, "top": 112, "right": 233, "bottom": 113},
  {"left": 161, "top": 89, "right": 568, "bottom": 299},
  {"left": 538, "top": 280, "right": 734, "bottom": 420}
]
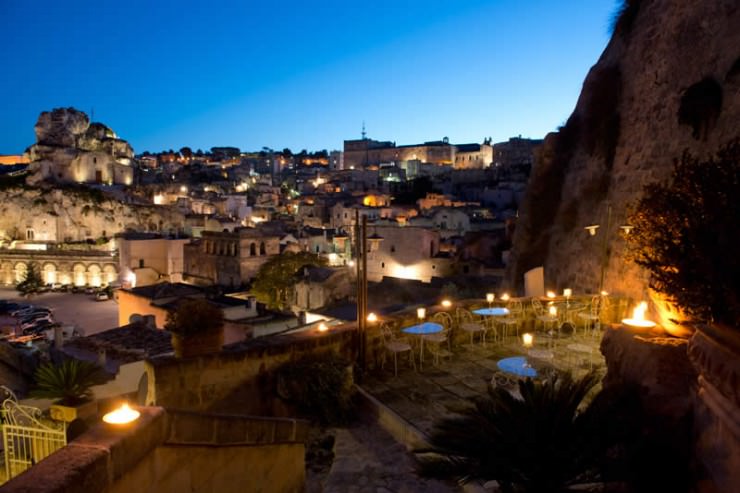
[{"left": 354, "top": 209, "right": 368, "bottom": 379}]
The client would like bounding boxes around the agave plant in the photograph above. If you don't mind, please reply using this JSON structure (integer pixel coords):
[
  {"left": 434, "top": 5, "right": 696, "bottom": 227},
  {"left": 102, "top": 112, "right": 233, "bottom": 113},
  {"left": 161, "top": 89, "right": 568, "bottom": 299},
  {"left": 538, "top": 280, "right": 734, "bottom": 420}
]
[
  {"left": 417, "top": 372, "right": 636, "bottom": 493},
  {"left": 31, "top": 360, "right": 107, "bottom": 406}
]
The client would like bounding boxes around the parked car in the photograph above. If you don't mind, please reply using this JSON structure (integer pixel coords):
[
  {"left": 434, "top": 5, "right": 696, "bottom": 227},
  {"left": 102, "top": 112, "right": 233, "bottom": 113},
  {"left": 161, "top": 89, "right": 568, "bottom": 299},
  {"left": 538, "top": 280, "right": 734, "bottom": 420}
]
[
  {"left": 11, "top": 305, "right": 39, "bottom": 317},
  {"left": 15, "top": 307, "right": 51, "bottom": 319},
  {"left": 20, "top": 316, "right": 53, "bottom": 331},
  {"left": 0, "top": 301, "right": 21, "bottom": 314},
  {"left": 94, "top": 291, "right": 110, "bottom": 301}
]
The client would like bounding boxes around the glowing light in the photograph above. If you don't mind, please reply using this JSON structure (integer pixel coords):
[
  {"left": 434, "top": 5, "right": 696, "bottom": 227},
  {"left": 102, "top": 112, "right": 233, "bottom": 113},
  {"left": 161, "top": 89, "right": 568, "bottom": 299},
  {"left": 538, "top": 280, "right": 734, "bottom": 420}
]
[
  {"left": 126, "top": 271, "right": 136, "bottom": 288},
  {"left": 548, "top": 306, "right": 557, "bottom": 317},
  {"left": 585, "top": 225, "right": 599, "bottom": 236},
  {"left": 367, "top": 312, "right": 378, "bottom": 323},
  {"left": 317, "top": 322, "right": 329, "bottom": 332},
  {"left": 153, "top": 193, "right": 165, "bottom": 205},
  {"left": 620, "top": 225, "right": 634, "bottom": 235},
  {"left": 347, "top": 260, "right": 355, "bottom": 268},
  {"left": 441, "top": 299, "right": 452, "bottom": 309},
  {"left": 547, "top": 291, "right": 556, "bottom": 299},
  {"left": 328, "top": 253, "right": 338, "bottom": 263},
  {"left": 103, "top": 403, "right": 140, "bottom": 425},
  {"left": 486, "top": 293, "right": 495, "bottom": 304},
  {"left": 180, "top": 186, "right": 188, "bottom": 193},
  {"left": 417, "top": 308, "right": 426, "bottom": 320},
  {"left": 522, "top": 333, "right": 534, "bottom": 348},
  {"left": 622, "top": 301, "right": 656, "bottom": 328},
  {"left": 501, "top": 293, "right": 510, "bottom": 302},
  {"left": 563, "top": 288, "right": 572, "bottom": 298},
  {"left": 600, "top": 290, "right": 609, "bottom": 296}
]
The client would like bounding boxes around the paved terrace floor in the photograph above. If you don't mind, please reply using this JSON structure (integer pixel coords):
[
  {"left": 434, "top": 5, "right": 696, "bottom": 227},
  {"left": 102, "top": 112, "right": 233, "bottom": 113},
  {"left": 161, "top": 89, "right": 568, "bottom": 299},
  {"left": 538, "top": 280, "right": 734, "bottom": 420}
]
[{"left": 361, "top": 327, "right": 607, "bottom": 438}]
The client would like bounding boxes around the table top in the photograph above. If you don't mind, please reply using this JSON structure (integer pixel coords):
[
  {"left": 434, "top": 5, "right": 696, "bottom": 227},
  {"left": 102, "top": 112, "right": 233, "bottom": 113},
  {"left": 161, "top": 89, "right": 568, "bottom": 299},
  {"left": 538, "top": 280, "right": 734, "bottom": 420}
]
[
  {"left": 567, "top": 343, "right": 593, "bottom": 353},
  {"left": 497, "top": 356, "right": 537, "bottom": 377},
  {"left": 528, "top": 349, "right": 555, "bottom": 360},
  {"left": 402, "top": 322, "right": 443, "bottom": 335},
  {"left": 473, "top": 307, "right": 510, "bottom": 317}
]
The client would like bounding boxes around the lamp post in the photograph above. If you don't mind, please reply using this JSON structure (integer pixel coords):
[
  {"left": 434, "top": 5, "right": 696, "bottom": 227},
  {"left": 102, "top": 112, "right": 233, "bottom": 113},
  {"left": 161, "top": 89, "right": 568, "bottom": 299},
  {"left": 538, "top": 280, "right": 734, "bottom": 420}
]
[{"left": 355, "top": 209, "right": 367, "bottom": 379}]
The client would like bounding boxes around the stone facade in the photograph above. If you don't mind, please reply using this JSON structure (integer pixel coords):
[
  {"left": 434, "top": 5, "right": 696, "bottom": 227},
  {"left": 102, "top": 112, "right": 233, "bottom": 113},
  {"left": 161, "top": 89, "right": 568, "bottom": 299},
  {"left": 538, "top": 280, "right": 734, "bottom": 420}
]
[
  {"left": 0, "top": 248, "right": 118, "bottom": 287},
  {"left": 183, "top": 228, "right": 281, "bottom": 286}
]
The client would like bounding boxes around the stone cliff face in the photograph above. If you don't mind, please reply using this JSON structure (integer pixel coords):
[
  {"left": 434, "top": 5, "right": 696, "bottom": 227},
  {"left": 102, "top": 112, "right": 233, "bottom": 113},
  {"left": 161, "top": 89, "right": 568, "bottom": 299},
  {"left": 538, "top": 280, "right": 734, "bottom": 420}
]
[
  {"left": 24, "top": 107, "right": 135, "bottom": 186},
  {"left": 507, "top": 0, "right": 740, "bottom": 303},
  {"left": 0, "top": 187, "right": 186, "bottom": 243}
]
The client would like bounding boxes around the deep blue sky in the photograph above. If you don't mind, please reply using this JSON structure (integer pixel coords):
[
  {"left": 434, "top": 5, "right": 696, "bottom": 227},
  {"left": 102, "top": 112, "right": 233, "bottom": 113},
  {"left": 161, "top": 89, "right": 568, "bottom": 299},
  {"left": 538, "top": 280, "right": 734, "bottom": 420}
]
[{"left": 1, "top": 0, "right": 617, "bottom": 154}]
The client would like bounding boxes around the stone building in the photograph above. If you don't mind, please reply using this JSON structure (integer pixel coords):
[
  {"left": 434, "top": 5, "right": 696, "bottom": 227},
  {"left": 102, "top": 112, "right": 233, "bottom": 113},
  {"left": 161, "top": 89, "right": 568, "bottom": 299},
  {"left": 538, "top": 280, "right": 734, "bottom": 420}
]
[
  {"left": 117, "top": 233, "right": 190, "bottom": 287},
  {"left": 453, "top": 143, "right": 493, "bottom": 169},
  {"left": 24, "top": 108, "right": 135, "bottom": 186},
  {"left": 0, "top": 248, "right": 118, "bottom": 287},
  {"left": 183, "top": 227, "right": 281, "bottom": 287}
]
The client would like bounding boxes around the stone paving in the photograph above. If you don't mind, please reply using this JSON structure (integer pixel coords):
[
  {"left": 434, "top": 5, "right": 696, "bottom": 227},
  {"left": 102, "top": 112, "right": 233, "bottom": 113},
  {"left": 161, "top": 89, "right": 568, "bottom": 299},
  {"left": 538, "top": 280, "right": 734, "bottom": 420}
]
[
  {"left": 362, "top": 328, "right": 608, "bottom": 437},
  {"left": 322, "top": 416, "right": 459, "bottom": 493}
]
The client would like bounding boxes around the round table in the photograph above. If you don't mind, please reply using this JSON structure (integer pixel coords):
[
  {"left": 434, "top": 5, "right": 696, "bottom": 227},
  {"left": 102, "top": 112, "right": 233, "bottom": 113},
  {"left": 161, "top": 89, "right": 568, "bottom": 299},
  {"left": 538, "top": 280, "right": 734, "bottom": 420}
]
[
  {"left": 473, "top": 307, "right": 510, "bottom": 317},
  {"left": 497, "top": 356, "right": 537, "bottom": 377},
  {"left": 403, "top": 322, "right": 443, "bottom": 369}
]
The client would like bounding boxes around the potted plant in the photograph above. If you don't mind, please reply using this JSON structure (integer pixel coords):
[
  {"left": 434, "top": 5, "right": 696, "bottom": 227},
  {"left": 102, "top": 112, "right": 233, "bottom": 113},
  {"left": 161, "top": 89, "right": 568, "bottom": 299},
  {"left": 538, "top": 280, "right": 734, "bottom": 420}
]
[
  {"left": 31, "top": 359, "right": 107, "bottom": 422},
  {"left": 165, "top": 298, "right": 224, "bottom": 358},
  {"left": 626, "top": 141, "right": 740, "bottom": 337}
]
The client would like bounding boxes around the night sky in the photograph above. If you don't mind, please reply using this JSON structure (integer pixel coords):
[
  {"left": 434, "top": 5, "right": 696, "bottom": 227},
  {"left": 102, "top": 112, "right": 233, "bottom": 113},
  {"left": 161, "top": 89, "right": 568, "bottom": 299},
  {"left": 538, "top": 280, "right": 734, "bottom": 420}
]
[{"left": 1, "top": 0, "right": 616, "bottom": 154}]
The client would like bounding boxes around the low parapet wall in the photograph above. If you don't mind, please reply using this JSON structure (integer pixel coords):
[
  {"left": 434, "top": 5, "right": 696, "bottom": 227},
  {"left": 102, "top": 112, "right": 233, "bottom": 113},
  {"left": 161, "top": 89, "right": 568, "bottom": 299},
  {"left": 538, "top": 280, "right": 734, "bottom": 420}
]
[
  {"left": 145, "top": 324, "right": 357, "bottom": 414},
  {"left": 1, "top": 407, "right": 308, "bottom": 493}
]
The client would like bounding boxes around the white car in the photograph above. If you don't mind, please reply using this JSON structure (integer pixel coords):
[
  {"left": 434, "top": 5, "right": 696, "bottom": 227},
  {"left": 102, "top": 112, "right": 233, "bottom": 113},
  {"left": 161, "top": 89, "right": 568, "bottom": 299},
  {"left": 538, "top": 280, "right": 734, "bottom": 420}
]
[{"left": 94, "top": 292, "right": 110, "bottom": 301}]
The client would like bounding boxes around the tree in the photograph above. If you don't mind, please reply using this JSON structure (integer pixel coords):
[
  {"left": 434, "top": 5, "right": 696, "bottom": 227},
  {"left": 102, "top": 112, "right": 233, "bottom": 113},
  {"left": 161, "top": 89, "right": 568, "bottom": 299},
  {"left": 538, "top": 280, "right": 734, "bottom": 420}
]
[
  {"left": 251, "top": 251, "right": 327, "bottom": 310},
  {"left": 417, "top": 372, "right": 637, "bottom": 492},
  {"left": 626, "top": 141, "right": 740, "bottom": 327},
  {"left": 17, "top": 263, "right": 44, "bottom": 297},
  {"left": 165, "top": 298, "right": 224, "bottom": 337},
  {"left": 179, "top": 146, "right": 193, "bottom": 159}
]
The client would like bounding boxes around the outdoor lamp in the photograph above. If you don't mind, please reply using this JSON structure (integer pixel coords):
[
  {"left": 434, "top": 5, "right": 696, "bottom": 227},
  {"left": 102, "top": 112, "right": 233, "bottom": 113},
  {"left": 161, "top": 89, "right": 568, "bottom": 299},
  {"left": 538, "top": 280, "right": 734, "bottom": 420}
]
[
  {"left": 522, "top": 333, "right": 534, "bottom": 348},
  {"left": 103, "top": 403, "right": 140, "bottom": 425},
  {"left": 622, "top": 301, "right": 656, "bottom": 329},
  {"left": 563, "top": 288, "right": 572, "bottom": 298},
  {"left": 501, "top": 293, "right": 510, "bottom": 302},
  {"left": 417, "top": 307, "right": 426, "bottom": 320},
  {"left": 585, "top": 225, "right": 599, "bottom": 236},
  {"left": 486, "top": 293, "right": 495, "bottom": 304},
  {"left": 441, "top": 299, "right": 452, "bottom": 309},
  {"left": 546, "top": 291, "right": 556, "bottom": 299},
  {"left": 367, "top": 312, "right": 378, "bottom": 323},
  {"left": 317, "top": 322, "right": 329, "bottom": 332},
  {"left": 548, "top": 306, "right": 557, "bottom": 317}
]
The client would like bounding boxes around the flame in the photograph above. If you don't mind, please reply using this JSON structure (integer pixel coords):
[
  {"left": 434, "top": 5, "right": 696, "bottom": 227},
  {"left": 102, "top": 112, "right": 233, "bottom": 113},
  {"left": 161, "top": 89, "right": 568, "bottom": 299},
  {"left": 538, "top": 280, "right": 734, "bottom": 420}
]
[
  {"left": 546, "top": 291, "right": 556, "bottom": 299},
  {"left": 367, "top": 312, "right": 378, "bottom": 323},
  {"left": 522, "top": 333, "right": 534, "bottom": 347},
  {"left": 318, "top": 323, "right": 329, "bottom": 332},
  {"left": 103, "top": 403, "right": 140, "bottom": 425},
  {"left": 621, "top": 301, "right": 656, "bottom": 328}
]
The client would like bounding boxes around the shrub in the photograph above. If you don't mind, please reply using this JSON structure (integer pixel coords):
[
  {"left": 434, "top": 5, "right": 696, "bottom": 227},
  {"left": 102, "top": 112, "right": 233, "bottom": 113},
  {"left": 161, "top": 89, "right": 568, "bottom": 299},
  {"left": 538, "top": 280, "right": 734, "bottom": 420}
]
[
  {"left": 276, "top": 352, "right": 355, "bottom": 426},
  {"left": 165, "top": 298, "right": 224, "bottom": 336},
  {"left": 626, "top": 141, "right": 740, "bottom": 327},
  {"left": 678, "top": 77, "right": 723, "bottom": 141},
  {"left": 417, "top": 372, "right": 637, "bottom": 491},
  {"left": 31, "top": 360, "right": 107, "bottom": 406}
]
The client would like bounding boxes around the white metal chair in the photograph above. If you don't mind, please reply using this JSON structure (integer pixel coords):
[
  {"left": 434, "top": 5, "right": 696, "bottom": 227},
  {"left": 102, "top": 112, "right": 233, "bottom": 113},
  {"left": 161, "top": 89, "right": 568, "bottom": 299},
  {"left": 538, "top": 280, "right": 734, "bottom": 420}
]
[
  {"left": 380, "top": 322, "right": 416, "bottom": 376},
  {"left": 498, "top": 300, "right": 524, "bottom": 340},
  {"left": 424, "top": 312, "right": 453, "bottom": 365},
  {"left": 532, "top": 299, "right": 559, "bottom": 336},
  {"left": 456, "top": 308, "right": 487, "bottom": 346},
  {"left": 577, "top": 295, "right": 606, "bottom": 336}
]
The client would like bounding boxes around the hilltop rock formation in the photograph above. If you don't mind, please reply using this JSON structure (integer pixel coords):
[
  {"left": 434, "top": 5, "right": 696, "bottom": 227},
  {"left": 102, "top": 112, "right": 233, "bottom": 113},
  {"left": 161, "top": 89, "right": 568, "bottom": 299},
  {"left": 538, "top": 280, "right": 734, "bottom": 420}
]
[
  {"left": 507, "top": 0, "right": 740, "bottom": 302},
  {"left": 24, "top": 107, "right": 135, "bottom": 186}
]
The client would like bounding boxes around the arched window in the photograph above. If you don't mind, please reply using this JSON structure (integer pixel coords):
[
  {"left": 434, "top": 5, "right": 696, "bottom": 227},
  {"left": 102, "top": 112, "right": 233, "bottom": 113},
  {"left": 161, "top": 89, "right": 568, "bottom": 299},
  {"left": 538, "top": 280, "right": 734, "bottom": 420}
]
[{"left": 260, "top": 242, "right": 266, "bottom": 255}]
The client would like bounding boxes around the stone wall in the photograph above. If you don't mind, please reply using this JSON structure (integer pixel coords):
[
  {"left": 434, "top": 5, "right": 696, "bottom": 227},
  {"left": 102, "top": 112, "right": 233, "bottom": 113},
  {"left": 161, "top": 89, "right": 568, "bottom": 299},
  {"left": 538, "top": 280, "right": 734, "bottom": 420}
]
[
  {"left": 507, "top": 0, "right": 740, "bottom": 306},
  {"left": 0, "top": 407, "right": 308, "bottom": 493},
  {"left": 145, "top": 325, "right": 357, "bottom": 415}
]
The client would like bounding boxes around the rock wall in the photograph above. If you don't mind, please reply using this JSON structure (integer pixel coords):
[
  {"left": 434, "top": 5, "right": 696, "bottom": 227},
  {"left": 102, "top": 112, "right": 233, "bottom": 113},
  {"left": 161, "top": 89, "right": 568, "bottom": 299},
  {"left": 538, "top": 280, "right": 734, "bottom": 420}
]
[
  {"left": 24, "top": 107, "right": 135, "bottom": 186},
  {"left": 0, "top": 186, "right": 186, "bottom": 243},
  {"left": 507, "top": 0, "right": 740, "bottom": 305}
]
